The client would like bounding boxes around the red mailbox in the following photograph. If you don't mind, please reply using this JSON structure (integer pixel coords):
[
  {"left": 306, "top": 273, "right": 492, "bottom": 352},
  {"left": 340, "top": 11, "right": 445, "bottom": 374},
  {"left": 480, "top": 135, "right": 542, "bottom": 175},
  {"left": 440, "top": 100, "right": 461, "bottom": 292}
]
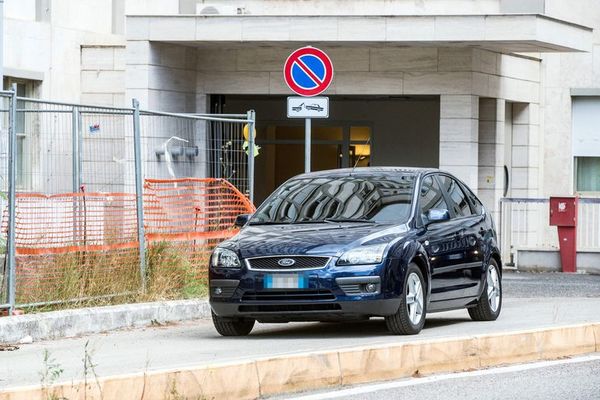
[{"left": 549, "top": 196, "right": 578, "bottom": 273}]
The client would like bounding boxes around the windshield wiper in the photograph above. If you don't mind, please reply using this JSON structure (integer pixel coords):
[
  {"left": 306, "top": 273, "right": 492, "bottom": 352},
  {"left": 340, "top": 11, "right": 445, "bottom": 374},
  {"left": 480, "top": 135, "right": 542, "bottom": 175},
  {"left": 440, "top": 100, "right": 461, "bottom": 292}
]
[
  {"left": 323, "top": 218, "right": 376, "bottom": 224},
  {"left": 247, "top": 221, "right": 290, "bottom": 225}
]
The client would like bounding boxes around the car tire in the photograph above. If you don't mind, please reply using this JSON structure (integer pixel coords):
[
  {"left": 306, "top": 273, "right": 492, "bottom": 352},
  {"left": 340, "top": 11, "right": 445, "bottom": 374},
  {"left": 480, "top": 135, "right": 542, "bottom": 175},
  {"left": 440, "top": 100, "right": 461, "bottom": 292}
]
[
  {"left": 468, "top": 259, "right": 502, "bottom": 321},
  {"left": 385, "top": 263, "right": 426, "bottom": 335},
  {"left": 211, "top": 311, "right": 255, "bottom": 336}
]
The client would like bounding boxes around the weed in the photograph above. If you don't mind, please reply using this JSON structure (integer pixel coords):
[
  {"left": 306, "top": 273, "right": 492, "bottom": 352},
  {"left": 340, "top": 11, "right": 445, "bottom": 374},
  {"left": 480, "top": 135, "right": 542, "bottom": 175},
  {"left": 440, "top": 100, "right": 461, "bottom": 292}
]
[
  {"left": 39, "top": 349, "right": 64, "bottom": 400},
  {"left": 82, "top": 340, "right": 103, "bottom": 400}
]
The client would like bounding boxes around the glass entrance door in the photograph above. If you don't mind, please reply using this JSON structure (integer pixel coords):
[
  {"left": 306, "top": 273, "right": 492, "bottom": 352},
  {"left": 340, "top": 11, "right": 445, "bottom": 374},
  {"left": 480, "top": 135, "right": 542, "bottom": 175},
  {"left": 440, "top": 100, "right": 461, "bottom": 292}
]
[{"left": 254, "top": 124, "right": 372, "bottom": 204}]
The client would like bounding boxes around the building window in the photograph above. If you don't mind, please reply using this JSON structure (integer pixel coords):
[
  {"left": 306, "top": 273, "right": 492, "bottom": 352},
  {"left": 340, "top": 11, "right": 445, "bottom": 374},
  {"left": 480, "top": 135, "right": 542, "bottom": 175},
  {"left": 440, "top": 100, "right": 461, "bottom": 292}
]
[
  {"left": 4, "top": 78, "right": 35, "bottom": 189},
  {"left": 575, "top": 157, "right": 600, "bottom": 192},
  {"left": 572, "top": 97, "right": 600, "bottom": 193}
]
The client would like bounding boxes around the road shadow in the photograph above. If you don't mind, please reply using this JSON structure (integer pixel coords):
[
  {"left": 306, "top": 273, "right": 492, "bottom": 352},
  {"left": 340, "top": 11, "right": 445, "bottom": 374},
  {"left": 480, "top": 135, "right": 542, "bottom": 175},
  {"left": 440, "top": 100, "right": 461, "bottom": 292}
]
[{"left": 204, "top": 316, "right": 473, "bottom": 340}]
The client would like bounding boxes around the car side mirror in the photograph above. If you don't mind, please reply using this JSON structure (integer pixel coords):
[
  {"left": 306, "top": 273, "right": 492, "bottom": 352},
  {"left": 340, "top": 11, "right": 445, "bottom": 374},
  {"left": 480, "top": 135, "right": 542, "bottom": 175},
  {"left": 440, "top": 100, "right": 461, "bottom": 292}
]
[
  {"left": 425, "top": 209, "right": 450, "bottom": 225},
  {"left": 234, "top": 214, "right": 251, "bottom": 227}
]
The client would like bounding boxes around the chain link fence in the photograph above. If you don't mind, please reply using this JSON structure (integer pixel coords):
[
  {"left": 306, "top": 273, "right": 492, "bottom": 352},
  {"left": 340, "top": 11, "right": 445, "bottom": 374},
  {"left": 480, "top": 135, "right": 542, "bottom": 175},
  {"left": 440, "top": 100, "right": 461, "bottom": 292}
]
[{"left": 0, "top": 88, "right": 256, "bottom": 312}]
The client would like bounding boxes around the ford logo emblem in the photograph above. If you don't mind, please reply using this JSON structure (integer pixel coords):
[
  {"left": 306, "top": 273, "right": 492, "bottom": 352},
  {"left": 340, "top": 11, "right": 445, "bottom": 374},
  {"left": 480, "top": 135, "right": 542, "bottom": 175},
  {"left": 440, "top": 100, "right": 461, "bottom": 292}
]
[{"left": 277, "top": 258, "right": 296, "bottom": 267}]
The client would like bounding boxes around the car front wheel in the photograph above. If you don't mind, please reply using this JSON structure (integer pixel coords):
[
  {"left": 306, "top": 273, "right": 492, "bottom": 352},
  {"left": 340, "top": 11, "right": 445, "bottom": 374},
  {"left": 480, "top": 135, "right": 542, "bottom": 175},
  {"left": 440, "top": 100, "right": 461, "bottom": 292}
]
[
  {"left": 468, "top": 259, "right": 502, "bottom": 321},
  {"left": 211, "top": 311, "right": 255, "bottom": 336},
  {"left": 385, "top": 263, "right": 426, "bottom": 335}
]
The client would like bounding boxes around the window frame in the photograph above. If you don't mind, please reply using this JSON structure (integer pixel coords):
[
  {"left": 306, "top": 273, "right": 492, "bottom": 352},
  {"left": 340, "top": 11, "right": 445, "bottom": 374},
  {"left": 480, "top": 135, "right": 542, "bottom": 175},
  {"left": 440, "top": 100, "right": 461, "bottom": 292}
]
[
  {"left": 436, "top": 173, "right": 476, "bottom": 220},
  {"left": 415, "top": 173, "right": 455, "bottom": 227},
  {"left": 574, "top": 156, "right": 600, "bottom": 195},
  {"left": 458, "top": 179, "right": 485, "bottom": 216},
  {"left": 5, "top": 78, "right": 35, "bottom": 190}
]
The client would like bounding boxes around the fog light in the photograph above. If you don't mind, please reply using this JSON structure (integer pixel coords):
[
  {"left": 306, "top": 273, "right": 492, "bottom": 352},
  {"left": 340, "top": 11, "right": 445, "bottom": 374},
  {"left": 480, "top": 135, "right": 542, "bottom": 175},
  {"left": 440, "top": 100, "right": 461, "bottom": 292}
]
[
  {"left": 365, "top": 283, "right": 377, "bottom": 293},
  {"left": 214, "top": 287, "right": 223, "bottom": 295}
]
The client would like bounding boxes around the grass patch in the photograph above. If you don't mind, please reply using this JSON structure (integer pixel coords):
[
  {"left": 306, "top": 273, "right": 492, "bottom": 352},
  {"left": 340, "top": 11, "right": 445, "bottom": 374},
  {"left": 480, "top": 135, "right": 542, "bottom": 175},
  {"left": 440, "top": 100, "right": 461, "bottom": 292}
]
[{"left": 10, "top": 241, "right": 209, "bottom": 313}]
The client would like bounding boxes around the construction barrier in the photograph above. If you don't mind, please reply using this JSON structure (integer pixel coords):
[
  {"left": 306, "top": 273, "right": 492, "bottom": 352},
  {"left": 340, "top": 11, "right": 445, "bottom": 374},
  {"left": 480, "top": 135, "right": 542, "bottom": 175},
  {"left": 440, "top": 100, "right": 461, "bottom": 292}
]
[
  {"left": 2, "top": 178, "right": 254, "bottom": 305},
  {"left": 144, "top": 178, "right": 255, "bottom": 280}
]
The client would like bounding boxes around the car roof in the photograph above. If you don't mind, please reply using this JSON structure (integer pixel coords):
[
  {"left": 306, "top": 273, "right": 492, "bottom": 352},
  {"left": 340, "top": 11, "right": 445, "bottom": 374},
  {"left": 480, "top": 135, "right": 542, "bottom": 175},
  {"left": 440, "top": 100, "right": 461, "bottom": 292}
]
[{"left": 293, "top": 166, "right": 440, "bottom": 180}]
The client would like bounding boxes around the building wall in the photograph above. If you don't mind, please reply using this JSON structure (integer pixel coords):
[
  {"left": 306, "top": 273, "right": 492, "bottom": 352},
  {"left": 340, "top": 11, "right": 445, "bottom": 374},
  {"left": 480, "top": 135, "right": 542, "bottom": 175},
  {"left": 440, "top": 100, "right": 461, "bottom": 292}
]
[
  {"left": 535, "top": 0, "right": 600, "bottom": 196},
  {"left": 81, "top": 46, "right": 126, "bottom": 106},
  {"left": 3, "top": 0, "right": 124, "bottom": 102},
  {"left": 192, "top": 0, "right": 504, "bottom": 16}
]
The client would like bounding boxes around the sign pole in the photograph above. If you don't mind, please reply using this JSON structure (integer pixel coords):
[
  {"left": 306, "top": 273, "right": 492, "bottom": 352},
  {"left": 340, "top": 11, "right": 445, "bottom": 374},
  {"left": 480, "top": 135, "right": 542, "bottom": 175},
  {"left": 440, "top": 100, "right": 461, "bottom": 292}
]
[
  {"left": 305, "top": 118, "right": 311, "bottom": 173},
  {"left": 283, "top": 46, "right": 333, "bottom": 175}
]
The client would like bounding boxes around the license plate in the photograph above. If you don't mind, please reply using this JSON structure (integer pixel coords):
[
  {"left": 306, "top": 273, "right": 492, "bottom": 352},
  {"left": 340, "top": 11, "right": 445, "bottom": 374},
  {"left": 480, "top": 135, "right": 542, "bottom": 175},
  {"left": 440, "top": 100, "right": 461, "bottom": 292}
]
[{"left": 264, "top": 274, "right": 307, "bottom": 289}]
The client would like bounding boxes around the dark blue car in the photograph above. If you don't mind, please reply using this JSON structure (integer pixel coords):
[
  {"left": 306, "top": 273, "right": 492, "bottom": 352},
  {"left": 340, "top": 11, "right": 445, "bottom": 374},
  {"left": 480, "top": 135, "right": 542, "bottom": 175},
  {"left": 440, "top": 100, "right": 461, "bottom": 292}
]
[{"left": 209, "top": 167, "right": 502, "bottom": 336}]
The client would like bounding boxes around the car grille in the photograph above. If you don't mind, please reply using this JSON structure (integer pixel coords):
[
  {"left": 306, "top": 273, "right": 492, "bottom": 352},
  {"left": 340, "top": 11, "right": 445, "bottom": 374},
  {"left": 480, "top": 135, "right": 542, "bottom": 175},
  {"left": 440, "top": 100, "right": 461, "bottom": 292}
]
[
  {"left": 246, "top": 256, "right": 330, "bottom": 270},
  {"left": 241, "top": 289, "right": 336, "bottom": 302}
]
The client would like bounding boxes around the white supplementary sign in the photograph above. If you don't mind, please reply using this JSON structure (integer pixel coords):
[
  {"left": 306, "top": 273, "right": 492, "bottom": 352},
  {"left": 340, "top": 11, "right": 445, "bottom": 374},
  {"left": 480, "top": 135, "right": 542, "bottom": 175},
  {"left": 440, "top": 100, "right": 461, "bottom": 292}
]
[{"left": 287, "top": 96, "right": 329, "bottom": 118}]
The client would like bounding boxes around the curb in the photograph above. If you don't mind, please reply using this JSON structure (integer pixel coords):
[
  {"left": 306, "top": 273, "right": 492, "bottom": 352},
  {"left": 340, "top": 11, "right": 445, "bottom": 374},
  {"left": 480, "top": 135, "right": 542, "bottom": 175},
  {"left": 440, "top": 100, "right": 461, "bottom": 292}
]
[
  {"left": 0, "top": 299, "right": 211, "bottom": 344},
  {"left": 1, "top": 322, "right": 599, "bottom": 400}
]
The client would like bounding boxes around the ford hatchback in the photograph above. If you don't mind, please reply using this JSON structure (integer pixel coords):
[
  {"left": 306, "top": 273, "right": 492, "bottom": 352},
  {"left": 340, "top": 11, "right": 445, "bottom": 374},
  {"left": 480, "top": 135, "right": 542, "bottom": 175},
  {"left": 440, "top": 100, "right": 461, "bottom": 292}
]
[{"left": 209, "top": 167, "right": 502, "bottom": 336}]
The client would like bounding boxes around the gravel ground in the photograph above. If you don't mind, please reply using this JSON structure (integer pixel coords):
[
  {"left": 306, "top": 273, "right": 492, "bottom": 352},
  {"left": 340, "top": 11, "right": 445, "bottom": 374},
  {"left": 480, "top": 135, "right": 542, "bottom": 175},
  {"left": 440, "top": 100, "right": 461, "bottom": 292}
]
[{"left": 503, "top": 270, "right": 600, "bottom": 298}]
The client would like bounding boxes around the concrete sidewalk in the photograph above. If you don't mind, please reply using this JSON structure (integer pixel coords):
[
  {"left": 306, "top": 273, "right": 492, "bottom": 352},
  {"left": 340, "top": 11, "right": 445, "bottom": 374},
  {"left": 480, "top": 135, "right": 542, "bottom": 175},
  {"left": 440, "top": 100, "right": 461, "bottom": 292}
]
[
  {"left": 1, "top": 297, "right": 599, "bottom": 390},
  {"left": 1, "top": 270, "right": 598, "bottom": 346}
]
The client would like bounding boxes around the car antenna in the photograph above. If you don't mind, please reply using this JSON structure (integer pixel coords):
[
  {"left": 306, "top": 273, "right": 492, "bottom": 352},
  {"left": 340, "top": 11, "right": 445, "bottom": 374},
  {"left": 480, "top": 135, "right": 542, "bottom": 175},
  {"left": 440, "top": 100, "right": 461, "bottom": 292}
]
[{"left": 351, "top": 136, "right": 371, "bottom": 173}]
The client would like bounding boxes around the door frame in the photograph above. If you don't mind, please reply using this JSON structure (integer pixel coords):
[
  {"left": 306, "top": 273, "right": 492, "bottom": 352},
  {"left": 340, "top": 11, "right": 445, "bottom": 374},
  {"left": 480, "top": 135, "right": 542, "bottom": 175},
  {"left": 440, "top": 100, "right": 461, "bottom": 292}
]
[{"left": 256, "top": 119, "right": 374, "bottom": 169}]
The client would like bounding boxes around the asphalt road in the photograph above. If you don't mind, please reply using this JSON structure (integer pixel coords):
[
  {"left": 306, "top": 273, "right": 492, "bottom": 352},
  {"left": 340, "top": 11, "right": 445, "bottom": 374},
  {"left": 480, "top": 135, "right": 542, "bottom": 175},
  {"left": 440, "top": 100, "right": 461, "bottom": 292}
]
[
  {"left": 282, "top": 354, "right": 600, "bottom": 400},
  {"left": 502, "top": 271, "right": 600, "bottom": 298},
  {"left": 1, "top": 272, "right": 599, "bottom": 389}
]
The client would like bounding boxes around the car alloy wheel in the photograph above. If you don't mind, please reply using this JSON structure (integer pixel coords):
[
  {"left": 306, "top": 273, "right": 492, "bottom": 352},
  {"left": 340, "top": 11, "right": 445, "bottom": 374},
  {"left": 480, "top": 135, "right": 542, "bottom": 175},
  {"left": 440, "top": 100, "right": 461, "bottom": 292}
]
[
  {"left": 406, "top": 272, "right": 424, "bottom": 325},
  {"left": 385, "top": 263, "right": 426, "bottom": 335},
  {"left": 468, "top": 258, "right": 502, "bottom": 321},
  {"left": 487, "top": 263, "right": 501, "bottom": 313}
]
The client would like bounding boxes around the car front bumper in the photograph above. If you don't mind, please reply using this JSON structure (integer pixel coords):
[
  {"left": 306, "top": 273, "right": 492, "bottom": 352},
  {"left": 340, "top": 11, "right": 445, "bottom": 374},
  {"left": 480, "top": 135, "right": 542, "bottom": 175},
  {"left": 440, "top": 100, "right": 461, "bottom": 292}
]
[{"left": 208, "top": 260, "right": 403, "bottom": 322}]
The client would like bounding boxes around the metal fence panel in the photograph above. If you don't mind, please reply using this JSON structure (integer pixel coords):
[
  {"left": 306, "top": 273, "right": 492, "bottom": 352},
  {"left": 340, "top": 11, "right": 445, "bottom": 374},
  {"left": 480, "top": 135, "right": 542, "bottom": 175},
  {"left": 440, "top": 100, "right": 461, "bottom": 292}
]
[
  {"left": 0, "top": 92, "right": 255, "bottom": 311},
  {"left": 499, "top": 197, "right": 600, "bottom": 268},
  {"left": 0, "top": 92, "right": 12, "bottom": 310}
]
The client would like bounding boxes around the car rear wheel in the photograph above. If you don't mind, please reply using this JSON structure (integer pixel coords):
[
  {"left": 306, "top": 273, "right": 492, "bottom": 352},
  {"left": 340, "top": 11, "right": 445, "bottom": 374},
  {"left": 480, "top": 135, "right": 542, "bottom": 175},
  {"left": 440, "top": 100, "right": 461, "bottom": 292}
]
[
  {"left": 211, "top": 311, "right": 255, "bottom": 336},
  {"left": 385, "top": 263, "right": 426, "bottom": 335},
  {"left": 468, "top": 259, "right": 502, "bottom": 321}
]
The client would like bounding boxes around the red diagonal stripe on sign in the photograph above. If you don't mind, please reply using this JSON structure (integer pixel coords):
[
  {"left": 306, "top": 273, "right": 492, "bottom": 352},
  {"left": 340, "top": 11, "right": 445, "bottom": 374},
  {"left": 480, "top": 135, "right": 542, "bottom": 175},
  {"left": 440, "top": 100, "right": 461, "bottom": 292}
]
[{"left": 293, "top": 56, "right": 324, "bottom": 87}]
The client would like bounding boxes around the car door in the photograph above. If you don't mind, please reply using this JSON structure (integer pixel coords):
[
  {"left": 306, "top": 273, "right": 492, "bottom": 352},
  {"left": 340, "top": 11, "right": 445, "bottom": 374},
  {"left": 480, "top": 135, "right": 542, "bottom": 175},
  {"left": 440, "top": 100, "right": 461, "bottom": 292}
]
[
  {"left": 437, "top": 175, "right": 485, "bottom": 298},
  {"left": 417, "top": 174, "right": 466, "bottom": 304}
]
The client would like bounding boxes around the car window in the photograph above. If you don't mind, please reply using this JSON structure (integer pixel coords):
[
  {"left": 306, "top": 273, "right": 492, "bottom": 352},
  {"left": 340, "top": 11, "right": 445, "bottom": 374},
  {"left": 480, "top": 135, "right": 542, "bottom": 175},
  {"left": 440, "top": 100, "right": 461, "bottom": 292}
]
[
  {"left": 250, "top": 174, "right": 416, "bottom": 224},
  {"left": 418, "top": 176, "right": 450, "bottom": 223},
  {"left": 438, "top": 175, "right": 473, "bottom": 218},
  {"left": 463, "top": 185, "right": 484, "bottom": 215}
]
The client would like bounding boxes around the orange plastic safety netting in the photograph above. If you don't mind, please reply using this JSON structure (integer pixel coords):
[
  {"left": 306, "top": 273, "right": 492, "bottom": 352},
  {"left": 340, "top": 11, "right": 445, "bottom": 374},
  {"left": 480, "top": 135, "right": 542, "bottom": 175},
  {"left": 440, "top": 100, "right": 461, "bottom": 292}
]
[
  {"left": 9, "top": 192, "right": 140, "bottom": 304},
  {"left": 144, "top": 178, "right": 255, "bottom": 280},
  {"left": 3, "top": 178, "right": 254, "bottom": 304}
]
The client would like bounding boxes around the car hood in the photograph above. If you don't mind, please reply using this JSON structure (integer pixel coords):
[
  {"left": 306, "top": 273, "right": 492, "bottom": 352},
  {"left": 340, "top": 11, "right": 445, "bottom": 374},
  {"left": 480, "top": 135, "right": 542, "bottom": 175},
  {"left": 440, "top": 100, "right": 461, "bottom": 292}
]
[{"left": 226, "top": 223, "right": 409, "bottom": 258}]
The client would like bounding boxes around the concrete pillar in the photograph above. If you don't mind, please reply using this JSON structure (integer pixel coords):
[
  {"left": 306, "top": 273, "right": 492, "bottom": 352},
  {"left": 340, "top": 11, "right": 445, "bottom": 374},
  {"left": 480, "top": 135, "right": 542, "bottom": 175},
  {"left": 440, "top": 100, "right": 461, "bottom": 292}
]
[
  {"left": 478, "top": 98, "right": 506, "bottom": 221},
  {"left": 511, "top": 103, "right": 540, "bottom": 197},
  {"left": 509, "top": 102, "right": 541, "bottom": 248},
  {"left": 439, "top": 95, "right": 479, "bottom": 190}
]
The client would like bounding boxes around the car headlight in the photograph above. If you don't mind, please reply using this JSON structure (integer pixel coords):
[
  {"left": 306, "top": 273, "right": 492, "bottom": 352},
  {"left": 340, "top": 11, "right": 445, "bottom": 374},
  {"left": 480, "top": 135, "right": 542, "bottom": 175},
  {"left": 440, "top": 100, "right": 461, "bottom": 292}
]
[
  {"left": 337, "top": 243, "right": 388, "bottom": 266},
  {"left": 210, "top": 247, "right": 241, "bottom": 268}
]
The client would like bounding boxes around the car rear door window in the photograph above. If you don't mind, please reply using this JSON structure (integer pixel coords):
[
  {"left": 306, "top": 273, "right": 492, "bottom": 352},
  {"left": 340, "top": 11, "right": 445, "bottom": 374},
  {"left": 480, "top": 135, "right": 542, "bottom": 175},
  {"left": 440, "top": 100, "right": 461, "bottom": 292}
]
[
  {"left": 438, "top": 175, "right": 473, "bottom": 218},
  {"left": 463, "top": 186, "right": 484, "bottom": 215},
  {"left": 419, "top": 176, "right": 450, "bottom": 223}
]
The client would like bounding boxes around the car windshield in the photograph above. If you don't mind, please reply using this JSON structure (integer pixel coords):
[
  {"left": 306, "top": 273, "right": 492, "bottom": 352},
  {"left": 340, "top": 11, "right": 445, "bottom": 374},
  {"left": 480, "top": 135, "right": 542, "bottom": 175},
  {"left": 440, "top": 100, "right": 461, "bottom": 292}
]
[{"left": 249, "top": 174, "right": 416, "bottom": 225}]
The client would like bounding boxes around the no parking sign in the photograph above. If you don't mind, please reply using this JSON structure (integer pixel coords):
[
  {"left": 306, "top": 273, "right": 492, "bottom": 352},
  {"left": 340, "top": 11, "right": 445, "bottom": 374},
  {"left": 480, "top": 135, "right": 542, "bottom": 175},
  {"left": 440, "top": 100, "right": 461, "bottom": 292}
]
[
  {"left": 283, "top": 46, "right": 334, "bottom": 174},
  {"left": 283, "top": 47, "right": 334, "bottom": 97}
]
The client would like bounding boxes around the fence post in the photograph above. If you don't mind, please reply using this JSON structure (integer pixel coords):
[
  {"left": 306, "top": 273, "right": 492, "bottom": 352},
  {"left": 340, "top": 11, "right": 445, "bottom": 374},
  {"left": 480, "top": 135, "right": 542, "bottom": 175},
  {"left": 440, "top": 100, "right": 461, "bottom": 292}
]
[
  {"left": 72, "top": 106, "right": 80, "bottom": 193},
  {"left": 6, "top": 83, "right": 17, "bottom": 313},
  {"left": 247, "top": 110, "right": 255, "bottom": 204},
  {"left": 132, "top": 99, "right": 147, "bottom": 293}
]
